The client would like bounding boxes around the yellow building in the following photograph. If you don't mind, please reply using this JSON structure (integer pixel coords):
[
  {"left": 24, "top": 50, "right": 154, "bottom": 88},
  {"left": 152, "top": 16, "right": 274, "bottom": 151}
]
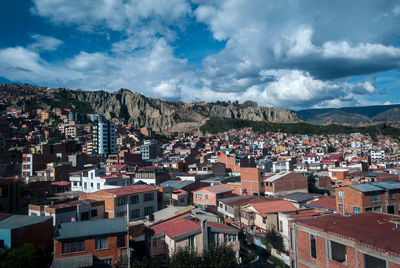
[{"left": 41, "top": 110, "right": 50, "bottom": 121}]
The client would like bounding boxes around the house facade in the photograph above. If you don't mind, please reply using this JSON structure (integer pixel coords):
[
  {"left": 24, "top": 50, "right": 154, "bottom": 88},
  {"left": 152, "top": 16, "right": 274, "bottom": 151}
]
[
  {"left": 84, "top": 185, "right": 158, "bottom": 221},
  {"left": 289, "top": 213, "right": 400, "bottom": 268}
]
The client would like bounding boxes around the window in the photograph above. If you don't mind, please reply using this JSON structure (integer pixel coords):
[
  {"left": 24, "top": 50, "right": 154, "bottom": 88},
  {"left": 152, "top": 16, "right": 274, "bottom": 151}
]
[
  {"left": 116, "top": 197, "right": 127, "bottom": 206},
  {"left": 279, "top": 220, "right": 283, "bottom": 232},
  {"left": 387, "top": 191, "right": 394, "bottom": 200},
  {"left": 80, "top": 212, "right": 89, "bottom": 221},
  {"left": 130, "top": 208, "right": 140, "bottom": 219},
  {"left": 365, "top": 207, "right": 373, "bottom": 212},
  {"left": 387, "top": 205, "right": 395, "bottom": 214},
  {"left": 205, "top": 195, "right": 208, "bottom": 200},
  {"left": 95, "top": 237, "right": 108, "bottom": 250},
  {"left": 144, "top": 193, "right": 154, "bottom": 201},
  {"left": 117, "top": 234, "right": 126, "bottom": 248},
  {"left": 97, "top": 183, "right": 100, "bottom": 189},
  {"left": 289, "top": 228, "right": 294, "bottom": 249},
  {"left": 371, "top": 194, "right": 379, "bottom": 203},
  {"left": 338, "top": 204, "right": 344, "bottom": 212},
  {"left": 62, "top": 240, "right": 85, "bottom": 254},
  {"left": 90, "top": 183, "right": 93, "bottom": 188},
  {"left": 84, "top": 182, "right": 87, "bottom": 189},
  {"left": 338, "top": 190, "right": 344, "bottom": 200},
  {"left": 261, "top": 182, "right": 264, "bottom": 186},
  {"left": 196, "top": 194, "right": 203, "bottom": 200},
  {"left": 353, "top": 207, "right": 360, "bottom": 214},
  {"left": 144, "top": 206, "right": 154, "bottom": 217},
  {"left": 73, "top": 181, "right": 77, "bottom": 186},
  {"left": 91, "top": 209, "right": 97, "bottom": 217},
  {"left": 364, "top": 254, "right": 386, "bottom": 268},
  {"left": 329, "top": 240, "right": 347, "bottom": 264},
  {"left": 0, "top": 240, "right": 4, "bottom": 249},
  {"left": 116, "top": 211, "right": 126, "bottom": 217},
  {"left": 180, "top": 198, "right": 185, "bottom": 204},
  {"left": 189, "top": 235, "right": 196, "bottom": 250},
  {"left": 373, "top": 206, "right": 381, "bottom": 212},
  {"left": 310, "top": 234, "right": 317, "bottom": 258},
  {"left": 130, "top": 195, "right": 139, "bottom": 204},
  {"left": 332, "top": 172, "right": 337, "bottom": 177}
]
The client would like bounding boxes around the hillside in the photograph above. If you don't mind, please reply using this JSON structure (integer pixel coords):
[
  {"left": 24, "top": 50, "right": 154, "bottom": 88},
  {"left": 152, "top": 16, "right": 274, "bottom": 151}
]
[
  {"left": 296, "top": 104, "right": 400, "bottom": 124},
  {"left": 200, "top": 117, "right": 400, "bottom": 140},
  {"left": 0, "top": 84, "right": 298, "bottom": 133}
]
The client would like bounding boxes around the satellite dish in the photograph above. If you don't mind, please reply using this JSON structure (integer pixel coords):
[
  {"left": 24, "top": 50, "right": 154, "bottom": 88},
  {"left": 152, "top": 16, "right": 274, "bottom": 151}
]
[{"left": 71, "top": 217, "right": 76, "bottom": 222}]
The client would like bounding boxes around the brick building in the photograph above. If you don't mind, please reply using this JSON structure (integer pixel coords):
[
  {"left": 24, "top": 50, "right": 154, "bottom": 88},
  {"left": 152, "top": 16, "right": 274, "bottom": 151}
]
[
  {"left": 193, "top": 184, "right": 234, "bottom": 210},
  {"left": 0, "top": 214, "right": 53, "bottom": 253},
  {"left": 240, "top": 167, "right": 268, "bottom": 196},
  {"left": 217, "top": 153, "right": 255, "bottom": 175},
  {"left": 83, "top": 185, "right": 158, "bottom": 221},
  {"left": 29, "top": 199, "right": 105, "bottom": 225},
  {"left": 336, "top": 181, "right": 400, "bottom": 215},
  {"left": 264, "top": 172, "right": 308, "bottom": 196},
  {"left": 53, "top": 218, "right": 128, "bottom": 267},
  {"left": 289, "top": 213, "right": 400, "bottom": 268}
]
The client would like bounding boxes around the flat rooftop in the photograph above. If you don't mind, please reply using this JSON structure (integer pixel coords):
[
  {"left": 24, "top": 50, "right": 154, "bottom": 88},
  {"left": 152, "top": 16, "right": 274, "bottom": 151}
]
[{"left": 294, "top": 213, "right": 400, "bottom": 255}]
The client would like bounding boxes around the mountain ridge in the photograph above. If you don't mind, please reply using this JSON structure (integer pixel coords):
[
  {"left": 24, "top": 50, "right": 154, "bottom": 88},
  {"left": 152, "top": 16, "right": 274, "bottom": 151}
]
[
  {"left": 295, "top": 104, "right": 400, "bottom": 125},
  {"left": 0, "top": 84, "right": 298, "bottom": 133}
]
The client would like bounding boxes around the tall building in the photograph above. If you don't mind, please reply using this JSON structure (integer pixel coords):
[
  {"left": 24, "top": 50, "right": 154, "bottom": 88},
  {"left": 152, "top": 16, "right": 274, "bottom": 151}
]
[
  {"left": 140, "top": 140, "right": 161, "bottom": 160},
  {"left": 91, "top": 120, "right": 117, "bottom": 156}
]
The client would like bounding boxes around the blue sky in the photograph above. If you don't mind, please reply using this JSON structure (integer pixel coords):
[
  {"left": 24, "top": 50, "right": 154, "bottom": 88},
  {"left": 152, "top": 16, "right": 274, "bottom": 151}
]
[{"left": 0, "top": 0, "right": 400, "bottom": 110}]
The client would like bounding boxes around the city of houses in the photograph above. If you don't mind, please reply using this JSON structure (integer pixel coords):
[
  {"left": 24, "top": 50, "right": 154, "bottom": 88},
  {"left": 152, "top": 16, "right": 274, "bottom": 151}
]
[{"left": 1, "top": 90, "right": 400, "bottom": 267}]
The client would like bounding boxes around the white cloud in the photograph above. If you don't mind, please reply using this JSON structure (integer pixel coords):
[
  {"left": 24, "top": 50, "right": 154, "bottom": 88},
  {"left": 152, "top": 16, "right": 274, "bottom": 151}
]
[
  {"left": 31, "top": 0, "right": 191, "bottom": 33},
  {"left": 1, "top": 0, "right": 399, "bottom": 109},
  {"left": 0, "top": 47, "right": 81, "bottom": 84},
  {"left": 27, "top": 34, "right": 63, "bottom": 51}
]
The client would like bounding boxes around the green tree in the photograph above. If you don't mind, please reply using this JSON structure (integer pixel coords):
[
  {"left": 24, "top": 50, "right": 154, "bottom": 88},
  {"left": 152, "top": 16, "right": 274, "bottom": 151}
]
[
  {"left": 203, "top": 243, "right": 236, "bottom": 268},
  {"left": 327, "top": 145, "right": 335, "bottom": 153},
  {"left": 0, "top": 243, "right": 47, "bottom": 268},
  {"left": 169, "top": 246, "right": 201, "bottom": 268},
  {"left": 307, "top": 173, "right": 319, "bottom": 193},
  {"left": 262, "top": 229, "right": 284, "bottom": 253},
  {"left": 132, "top": 256, "right": 155, "bottom": 268}
]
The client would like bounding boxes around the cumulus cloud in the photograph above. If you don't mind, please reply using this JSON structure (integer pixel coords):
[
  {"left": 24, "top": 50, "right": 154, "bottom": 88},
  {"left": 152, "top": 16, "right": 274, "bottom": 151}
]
[
  {"left": 0, "top": 46, "right": 81, "bottom": 84},
  {"left": 27, "top": 34, "right": 63, "bottom": 51},
  {"left": 0, "top": 0, "right": 399, "bottom": 109},
  {"left": 31, "top": 0, "right": 191, "bottom": 33}
]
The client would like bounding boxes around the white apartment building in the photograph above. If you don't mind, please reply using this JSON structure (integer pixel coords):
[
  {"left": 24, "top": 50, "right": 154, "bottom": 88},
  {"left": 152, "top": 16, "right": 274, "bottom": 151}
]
[
  {"left": 69, "top": 168, "right": 129, "bottom": 193},
  {"left": 371, "top": 150, "right": 385, "bottom": 160}
]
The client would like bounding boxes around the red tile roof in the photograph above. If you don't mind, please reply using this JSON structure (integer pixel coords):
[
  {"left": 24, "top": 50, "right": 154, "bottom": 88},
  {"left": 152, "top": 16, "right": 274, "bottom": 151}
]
[
  {"left": 151, "top": 215, "right": 200, "bottom": 238},
  {"left": 100, "top": 175, "right": 122, "bottom": 179},
  {"left": 194, "top": 184, "right": 232, "bottom": 194},
  {"left": 249, "top": 200, "right": 297, "bottom": 216},
  {"left": 101, "top": 185, "right": 157, "bottom": 196},
  {"left": 51, "top": 181, "right": 70, "bottom": 186},
  {"left": 294, "top": 213, "right": 400, "bottom": 255},
  {"left": 107, "top": 164, "right": 126, "bottom": 171},
  {"left": 308, "top": 197, "right": 336, "bottom": 211}
]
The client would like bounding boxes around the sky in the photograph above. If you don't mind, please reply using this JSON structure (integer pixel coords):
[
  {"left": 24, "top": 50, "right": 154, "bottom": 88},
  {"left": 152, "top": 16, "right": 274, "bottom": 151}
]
[{"left": 0, "top": 0, "right": 400, "bottom": 110}]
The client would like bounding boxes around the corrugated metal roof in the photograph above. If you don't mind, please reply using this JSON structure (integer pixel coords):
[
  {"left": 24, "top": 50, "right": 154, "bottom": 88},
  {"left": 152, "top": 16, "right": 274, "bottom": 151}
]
[
  {"left": 159, "top": 180, "right": 194, "bottom": 189},
  {"left": 0, "top": 215, "right": 52, "bottom": 230},
  {"left": 51, "top": 254, "right": 93, "bottom": 268},
  {"left": 371, "top": 181, "right": 400, "bottom": 190},
  {"left": 55, "top": 218, "right": 127, "bottom": 240},
  {"left": 349, "top": 184, "right": 384, "bottom": 193}
]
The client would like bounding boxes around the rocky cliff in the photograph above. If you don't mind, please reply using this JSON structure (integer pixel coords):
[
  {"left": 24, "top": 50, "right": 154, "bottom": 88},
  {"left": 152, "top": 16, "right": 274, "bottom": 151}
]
[
  {"left": 0, "top": 84, "right": 299, "bottom": 133},
  {"left": 72, "top": 89, "right": 298, "bottom": 132}
]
